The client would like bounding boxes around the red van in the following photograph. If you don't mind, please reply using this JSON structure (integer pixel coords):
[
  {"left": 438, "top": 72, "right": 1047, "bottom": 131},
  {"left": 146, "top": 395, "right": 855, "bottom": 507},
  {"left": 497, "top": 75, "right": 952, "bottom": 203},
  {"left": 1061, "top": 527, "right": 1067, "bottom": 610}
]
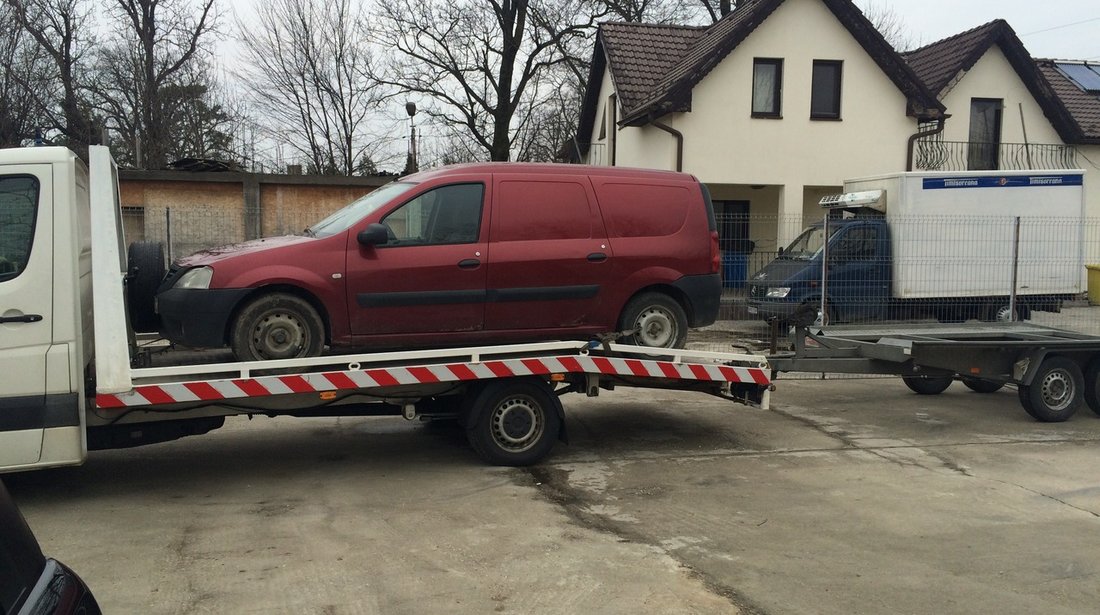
[{"left": 156, "top": 163, "right": 721, "bottom": 360}]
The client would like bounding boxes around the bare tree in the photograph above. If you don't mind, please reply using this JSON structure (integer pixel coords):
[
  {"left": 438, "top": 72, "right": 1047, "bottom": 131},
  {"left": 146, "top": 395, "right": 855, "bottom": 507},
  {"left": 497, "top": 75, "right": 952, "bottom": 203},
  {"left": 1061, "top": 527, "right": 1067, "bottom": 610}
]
[
  {"left": 0, "top": 8, "right": 46, "bottom": 146},
  {"left": 3, "top": 0, "right": 98, "bottom": 156},
  {"left": 94, "top": 0, "right": 218, "bottom": 169},
  {"left": 374, "top": 0, "right": 590, "bottom": 162},
  {"left": 237, "top": 0, "right": 385, "bottom": 176},
  {"left": 858, "top": 0, "right": 917, "bottom": 51}
]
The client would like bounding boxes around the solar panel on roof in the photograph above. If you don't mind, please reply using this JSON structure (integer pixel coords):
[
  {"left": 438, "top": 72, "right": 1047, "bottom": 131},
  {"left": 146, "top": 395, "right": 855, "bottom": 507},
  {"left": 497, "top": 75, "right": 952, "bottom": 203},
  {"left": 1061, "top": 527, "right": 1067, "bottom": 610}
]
[{"left": 1055, "top": 62, "right": 1100, "bottom": 93}]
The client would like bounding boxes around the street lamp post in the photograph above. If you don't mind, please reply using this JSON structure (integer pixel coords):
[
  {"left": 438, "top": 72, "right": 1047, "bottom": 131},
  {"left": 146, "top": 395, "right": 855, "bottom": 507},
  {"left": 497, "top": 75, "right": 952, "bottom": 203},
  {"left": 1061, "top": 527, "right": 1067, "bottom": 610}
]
[{"left": 404, "top": 102, "right": 418, "bottom": 175}]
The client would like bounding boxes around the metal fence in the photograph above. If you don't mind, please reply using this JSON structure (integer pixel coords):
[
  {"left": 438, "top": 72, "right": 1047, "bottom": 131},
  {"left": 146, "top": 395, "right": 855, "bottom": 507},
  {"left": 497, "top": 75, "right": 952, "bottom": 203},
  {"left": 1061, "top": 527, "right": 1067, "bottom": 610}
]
[
  {"left": 912, "top": 140, "right": 1078, "bottom": 172},
  {"left": 121, "top": 205, "right": 1100, "bottom": 339}
]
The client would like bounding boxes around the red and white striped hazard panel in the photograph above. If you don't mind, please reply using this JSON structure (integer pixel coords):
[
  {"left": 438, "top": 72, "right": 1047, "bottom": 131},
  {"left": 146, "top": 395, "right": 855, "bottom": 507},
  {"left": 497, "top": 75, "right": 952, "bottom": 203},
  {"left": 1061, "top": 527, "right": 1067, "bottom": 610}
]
[{"left": 96, "top": 354, "right": 771, "bottom": 409}]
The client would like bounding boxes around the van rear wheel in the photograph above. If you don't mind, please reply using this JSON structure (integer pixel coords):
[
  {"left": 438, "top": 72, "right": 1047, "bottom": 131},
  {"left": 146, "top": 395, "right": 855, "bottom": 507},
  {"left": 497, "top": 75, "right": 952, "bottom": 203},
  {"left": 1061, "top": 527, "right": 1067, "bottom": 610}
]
[{"left": 619, "top": 292, "right": 688, "bottom": 349}]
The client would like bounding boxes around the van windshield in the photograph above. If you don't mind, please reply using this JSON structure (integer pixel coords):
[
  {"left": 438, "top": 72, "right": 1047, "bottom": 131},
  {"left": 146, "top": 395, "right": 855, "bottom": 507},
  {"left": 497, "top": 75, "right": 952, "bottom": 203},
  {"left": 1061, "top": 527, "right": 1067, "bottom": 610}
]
[
  {"left": 782, "top": 225, "right": 840, "bottom": 260},
  {"left": 306, "top": 182, "right": 418, "bottom": 238}
]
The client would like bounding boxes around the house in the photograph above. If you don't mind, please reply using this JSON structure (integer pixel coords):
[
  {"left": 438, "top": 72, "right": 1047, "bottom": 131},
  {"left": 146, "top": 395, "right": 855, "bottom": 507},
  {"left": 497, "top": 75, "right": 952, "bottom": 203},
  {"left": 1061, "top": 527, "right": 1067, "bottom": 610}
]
[{"left": 572, "top": 0, "right": 1098, "bottom": 279}]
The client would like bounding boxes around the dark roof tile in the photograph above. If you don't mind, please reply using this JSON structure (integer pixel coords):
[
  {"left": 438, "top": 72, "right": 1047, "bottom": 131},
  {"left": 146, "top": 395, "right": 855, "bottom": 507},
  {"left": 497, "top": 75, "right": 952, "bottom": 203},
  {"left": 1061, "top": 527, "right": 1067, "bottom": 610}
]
[
  {"left": 1037, "top": 60, "right": 1100, "bottom": 142},
  {"left": 902, "top": 20, "right": 1005, "bottom": 95},
  {"left": 600, "top": 22, "right": 705, "bottom": 112}
]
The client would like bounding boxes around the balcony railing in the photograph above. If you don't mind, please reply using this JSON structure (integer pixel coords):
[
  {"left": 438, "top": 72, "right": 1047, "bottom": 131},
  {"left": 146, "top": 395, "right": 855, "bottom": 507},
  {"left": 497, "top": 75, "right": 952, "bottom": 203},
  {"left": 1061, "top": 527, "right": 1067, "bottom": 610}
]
[{"left": 912, "top": 140, "right": 1078, "bottom": 172}]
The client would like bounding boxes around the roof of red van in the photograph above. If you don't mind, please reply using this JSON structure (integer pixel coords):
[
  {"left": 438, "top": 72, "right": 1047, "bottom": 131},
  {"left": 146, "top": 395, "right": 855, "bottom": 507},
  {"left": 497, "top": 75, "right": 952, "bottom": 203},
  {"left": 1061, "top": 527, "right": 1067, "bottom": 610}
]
[{"left": 403, "top": 162, "right": 695, "bottom": 182}]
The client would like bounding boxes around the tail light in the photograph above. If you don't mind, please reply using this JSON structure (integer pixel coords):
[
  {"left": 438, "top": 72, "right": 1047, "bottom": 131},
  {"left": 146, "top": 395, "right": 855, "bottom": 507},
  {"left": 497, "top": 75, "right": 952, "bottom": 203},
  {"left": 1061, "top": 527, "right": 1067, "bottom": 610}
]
[{"left": 710, "top": 230, "right": 720, "bottom": 274}]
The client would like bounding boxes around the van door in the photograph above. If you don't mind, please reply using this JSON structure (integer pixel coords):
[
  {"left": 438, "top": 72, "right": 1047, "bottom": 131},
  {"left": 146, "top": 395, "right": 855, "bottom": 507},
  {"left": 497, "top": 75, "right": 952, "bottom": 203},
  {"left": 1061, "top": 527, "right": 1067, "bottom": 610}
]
[
  {"left": 485, "top": 176, "right": 611, "bottom": 330},
  {"left": 827, "top": 223, "right": 889, "bottom": 321},
  {"left": 346, "top": 182, "right": 489, "bottom": 336},
  {"left": 0, "top": 167, "right": 53, "bottom": 467}
]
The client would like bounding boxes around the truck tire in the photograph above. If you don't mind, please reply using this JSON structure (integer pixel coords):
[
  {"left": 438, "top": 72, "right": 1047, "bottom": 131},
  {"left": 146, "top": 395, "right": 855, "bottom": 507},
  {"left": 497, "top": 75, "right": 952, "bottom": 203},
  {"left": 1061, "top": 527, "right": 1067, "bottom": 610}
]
[
  {"left": 127, "top": 241, "right": 165, "bottom": 332},
  {"left": 961, "top": 378, "right": 1004, "bottom": 394},
  {"left": 902, "top": 375, "right": 953, "bottom": 395},
  {"left": 230, "top": 293, "right": 325, "bottom": 361},
  {"left": 619, "top": 292, "right": 688, "bottom": 349},
  {"left": 1017, "top": 356, "right": 1082, "bottom": 422},
  {"left": 1082, "top": 359, "right": 1100, "bottom": 416},
  {"left": 983, "top": 303, "right": 1025, "bottom": 323},
  {"left": 464, "top": 379, "right": 562, "bottom": 466}
]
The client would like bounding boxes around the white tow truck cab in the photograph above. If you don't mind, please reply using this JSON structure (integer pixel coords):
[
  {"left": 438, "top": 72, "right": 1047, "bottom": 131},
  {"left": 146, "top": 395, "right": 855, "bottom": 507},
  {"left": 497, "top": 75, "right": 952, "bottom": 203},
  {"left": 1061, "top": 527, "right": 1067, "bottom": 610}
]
[{"left": 0, "top": 146, "right": 771, "bottom": 472}]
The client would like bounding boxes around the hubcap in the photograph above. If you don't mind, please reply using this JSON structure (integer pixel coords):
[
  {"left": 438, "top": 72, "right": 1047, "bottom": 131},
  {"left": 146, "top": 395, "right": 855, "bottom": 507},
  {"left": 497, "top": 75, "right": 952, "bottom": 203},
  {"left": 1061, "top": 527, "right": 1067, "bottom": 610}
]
[
  {"left": 634, "top": 306, "right": 677, "bottom": 347},
  {"left": 490, "top": 396, "right": 543, "bottom": 453},
  {"left": 252, "top": 312, "right": 307, "bottom": 359},
  {"left": 1040, "top": 369, "right": 1074, "bottom": 411}
]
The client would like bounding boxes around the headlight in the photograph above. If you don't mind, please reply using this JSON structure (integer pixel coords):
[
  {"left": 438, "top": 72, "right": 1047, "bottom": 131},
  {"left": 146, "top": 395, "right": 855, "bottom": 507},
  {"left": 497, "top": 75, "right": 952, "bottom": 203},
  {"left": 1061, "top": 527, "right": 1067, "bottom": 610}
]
[
  {"left": 765, "top": 287, "right": 791, "bottom": 298},
  {"left": 174, "top": 266, "right": 213, "bottom": 289}
]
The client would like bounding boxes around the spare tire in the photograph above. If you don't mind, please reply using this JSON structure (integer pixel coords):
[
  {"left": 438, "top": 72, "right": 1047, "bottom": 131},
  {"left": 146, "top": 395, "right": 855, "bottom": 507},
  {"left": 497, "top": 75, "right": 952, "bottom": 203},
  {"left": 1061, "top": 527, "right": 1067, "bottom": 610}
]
[{"left": 127, "top": 241, "right": 165, "bottom": 333}]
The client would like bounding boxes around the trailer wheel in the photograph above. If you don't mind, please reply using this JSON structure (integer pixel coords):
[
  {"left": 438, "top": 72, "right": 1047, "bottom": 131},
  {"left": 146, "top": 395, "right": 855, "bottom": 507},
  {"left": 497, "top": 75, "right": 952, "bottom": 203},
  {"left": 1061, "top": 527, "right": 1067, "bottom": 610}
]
[
  {"left": 1018, "top": 356, "right": 1082, "bottom": 422},
  {"left": 465, "top": 379, "right": 562, "bottom": 466},
  {"left": 127, "top": 241, "right": 165, "bottom": 332},
  {"left": 902, "top": 375, "right": 953, "bottom": 395},
  {"left": 961, "top": 378, "right": 1004, "bottom": 394},
  {"left": 230, "top": 293, "right": 325, "bottom": 361},
  {"left": 983, "top": 303, "right": 1026, "bottom": 323},
  {"left": 619, "top": 292, "right": 688, "bottom": 349},
  {"left": 1081, "top": 359, "right": 1100, "bottom": 416}
]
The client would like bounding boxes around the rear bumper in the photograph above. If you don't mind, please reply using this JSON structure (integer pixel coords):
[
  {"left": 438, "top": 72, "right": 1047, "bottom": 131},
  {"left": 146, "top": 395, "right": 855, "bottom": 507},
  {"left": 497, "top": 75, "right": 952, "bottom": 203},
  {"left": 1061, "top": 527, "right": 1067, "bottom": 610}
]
[
  {"left": 674, "top": 273, "right": 721, "bottom": 327},
  {"left": 157, "top": 288, "right": 252, "bottom": 348}
]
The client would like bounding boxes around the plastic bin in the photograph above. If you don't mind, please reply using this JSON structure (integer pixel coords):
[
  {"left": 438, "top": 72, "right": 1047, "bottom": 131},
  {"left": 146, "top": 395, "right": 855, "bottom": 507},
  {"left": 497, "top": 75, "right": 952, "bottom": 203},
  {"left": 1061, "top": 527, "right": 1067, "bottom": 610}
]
[
  {"left": 722, "top": 252, "right": 748, "bottom": 289},
  {"left": 1088, "top": 265, "right": 1100, "bottom": 305}
]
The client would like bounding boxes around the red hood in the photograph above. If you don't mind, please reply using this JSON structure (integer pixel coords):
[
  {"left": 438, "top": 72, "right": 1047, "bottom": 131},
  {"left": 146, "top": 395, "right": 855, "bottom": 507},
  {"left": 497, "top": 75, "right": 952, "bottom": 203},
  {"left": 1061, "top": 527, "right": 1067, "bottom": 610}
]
[{"left": 174, "top": 235, "right": 316, "bottom": 267}]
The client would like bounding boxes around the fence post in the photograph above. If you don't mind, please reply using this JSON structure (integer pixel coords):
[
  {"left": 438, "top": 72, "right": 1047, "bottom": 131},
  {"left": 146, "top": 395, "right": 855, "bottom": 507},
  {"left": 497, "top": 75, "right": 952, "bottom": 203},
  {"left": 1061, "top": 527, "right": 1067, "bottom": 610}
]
[
  {"left": 1010, "top": 216, "right": 1020, "bottom": 322},
  {"left": 165, "top": 207, "right": 172, "bottom": 264},
  {"left": 820, "top": 213, "right": 829, "bottom": 326}
]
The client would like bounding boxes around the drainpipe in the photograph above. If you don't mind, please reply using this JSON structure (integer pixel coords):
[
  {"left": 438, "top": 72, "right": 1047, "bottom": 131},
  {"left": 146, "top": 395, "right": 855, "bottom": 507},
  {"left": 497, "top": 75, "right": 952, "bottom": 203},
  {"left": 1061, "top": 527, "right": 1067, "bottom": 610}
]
[
  {"left": 906, "top": 117, "right": 946, "bottom": 171},
  {"left": 650, "top": 119, "right": 684, "bottom": 172}
]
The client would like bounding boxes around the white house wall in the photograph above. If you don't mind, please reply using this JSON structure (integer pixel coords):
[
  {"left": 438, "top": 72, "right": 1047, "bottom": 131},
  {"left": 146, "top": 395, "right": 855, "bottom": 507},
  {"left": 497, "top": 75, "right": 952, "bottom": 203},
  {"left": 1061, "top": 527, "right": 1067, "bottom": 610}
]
[
  {"left": 938, "top": 47, "right": 1063, "bottom": 146},
  {"left": 609, "top": 0, "right": 920, "bottom": 241}
]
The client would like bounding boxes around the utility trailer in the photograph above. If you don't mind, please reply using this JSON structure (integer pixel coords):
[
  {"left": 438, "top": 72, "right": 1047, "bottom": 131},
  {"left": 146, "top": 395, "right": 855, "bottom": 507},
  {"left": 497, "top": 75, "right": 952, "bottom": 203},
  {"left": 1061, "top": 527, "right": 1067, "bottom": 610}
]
[
  {"left": 769, "top": 323, "right": 1100, "bottom": 422},
  {"left": 0, "top": 146, "right": 771, "bottom": 473}
]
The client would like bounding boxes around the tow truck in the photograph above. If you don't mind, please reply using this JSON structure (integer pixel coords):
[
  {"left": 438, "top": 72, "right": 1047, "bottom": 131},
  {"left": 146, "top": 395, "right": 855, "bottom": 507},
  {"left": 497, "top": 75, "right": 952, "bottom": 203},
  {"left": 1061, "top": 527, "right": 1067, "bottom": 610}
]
[{"left": 0, "top": 146, "right": 771, "bottom": 473}]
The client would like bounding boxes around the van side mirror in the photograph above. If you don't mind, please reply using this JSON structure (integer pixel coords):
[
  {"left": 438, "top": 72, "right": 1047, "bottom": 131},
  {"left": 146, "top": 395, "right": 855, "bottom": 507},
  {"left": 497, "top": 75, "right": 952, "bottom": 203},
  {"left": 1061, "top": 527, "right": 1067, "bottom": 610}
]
[{"left": 357, "top": 223, "right": 390, "bottom": 246}]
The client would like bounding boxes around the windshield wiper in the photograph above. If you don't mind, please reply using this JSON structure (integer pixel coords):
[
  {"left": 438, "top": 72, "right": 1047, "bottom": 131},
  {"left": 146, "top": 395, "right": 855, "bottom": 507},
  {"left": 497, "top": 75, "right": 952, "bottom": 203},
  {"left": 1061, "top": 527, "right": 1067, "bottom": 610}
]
[{"left": 302, "top": 227, "right": 315, "bottom": 237}]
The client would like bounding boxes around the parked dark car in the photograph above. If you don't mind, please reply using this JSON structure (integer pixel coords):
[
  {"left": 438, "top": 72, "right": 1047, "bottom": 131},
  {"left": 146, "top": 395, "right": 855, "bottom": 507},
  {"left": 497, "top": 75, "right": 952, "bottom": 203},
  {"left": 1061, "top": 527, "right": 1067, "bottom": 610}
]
[{"left": 0, "top": 480, "right": 100, "bottom": 615}]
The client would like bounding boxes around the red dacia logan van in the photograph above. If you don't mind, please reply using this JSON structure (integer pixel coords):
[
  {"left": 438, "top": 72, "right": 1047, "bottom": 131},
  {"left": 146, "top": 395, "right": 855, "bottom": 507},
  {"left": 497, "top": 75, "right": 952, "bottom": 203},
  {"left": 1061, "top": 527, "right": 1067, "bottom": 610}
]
[{"left": 156, "top": 163, "right": 722, "bottom": 360}]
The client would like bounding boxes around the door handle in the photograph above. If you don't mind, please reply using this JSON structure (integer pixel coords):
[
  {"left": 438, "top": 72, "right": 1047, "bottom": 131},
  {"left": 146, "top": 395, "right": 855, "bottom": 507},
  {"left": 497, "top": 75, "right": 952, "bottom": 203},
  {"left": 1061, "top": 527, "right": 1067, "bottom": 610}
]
[
  {"left": 0, "top": 314, "right": 43, "bottom": 324},
  {"left": 587, "top": 252, "right": 608, "bottom": 263},
  {"left": 457, "top": 259, "right": 481, "bottom": 269}
]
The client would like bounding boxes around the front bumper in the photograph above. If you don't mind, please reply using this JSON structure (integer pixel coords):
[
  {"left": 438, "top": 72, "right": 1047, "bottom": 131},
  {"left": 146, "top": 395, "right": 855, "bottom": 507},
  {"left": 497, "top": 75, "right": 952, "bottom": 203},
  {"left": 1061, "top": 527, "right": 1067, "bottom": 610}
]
[
  {"left": 157, "top": 288, "right": 252, "bottom": 348},
  {"left": 745, "top": 285, "right": 799, "bottom": 320}
]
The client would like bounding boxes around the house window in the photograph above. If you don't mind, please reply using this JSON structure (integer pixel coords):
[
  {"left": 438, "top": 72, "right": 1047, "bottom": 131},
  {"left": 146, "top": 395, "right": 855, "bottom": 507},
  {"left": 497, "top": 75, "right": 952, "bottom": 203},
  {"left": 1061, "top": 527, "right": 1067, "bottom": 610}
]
[
  {"left": 968, "top": 98, "right": 1002, "bottom": 170},
  {"left": 752, "top": 58, "right": 783, "bottom": 117},
  {"left": 810, "top": 60, "right": 842, "bottom": 119}
]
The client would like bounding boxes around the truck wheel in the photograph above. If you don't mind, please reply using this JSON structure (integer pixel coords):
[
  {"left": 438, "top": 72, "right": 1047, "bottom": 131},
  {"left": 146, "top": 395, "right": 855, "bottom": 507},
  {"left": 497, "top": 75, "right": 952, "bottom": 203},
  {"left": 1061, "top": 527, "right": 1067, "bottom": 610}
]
[
  {"left": 902, "top": 375, "right": 952, "bottom": 395},
  {"left": 465, "top": 379, "right": 562, "bottom": 466},
  {"left": 983, "top": 303, "right": 1024, "bottom": 323},
  {"left": 127, "top": 241, "right": 165, "bottom": 332},
  {"left": 230, "top": 293, "right": 325, "bottom": 361},
  {"left": 619, "top": 292, "right": 688, "bottom": 349},
  {"left": 1081, "top": 359, "right": 1100, "bottom": 416},
  {"left": 1018, "top": 356, "right": 1082, "bottom": 422},
  {"left": 961, "top": 378, "right": 1004, "bottom": 394}
]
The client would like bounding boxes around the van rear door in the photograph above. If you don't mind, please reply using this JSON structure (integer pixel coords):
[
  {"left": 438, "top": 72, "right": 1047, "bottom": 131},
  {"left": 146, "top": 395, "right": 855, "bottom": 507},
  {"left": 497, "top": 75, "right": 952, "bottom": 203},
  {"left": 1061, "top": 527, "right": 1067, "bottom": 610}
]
[
  {"left": 485, "top": 175, "right": 612, "bottom": 330},
  {"left": 0, "top": 166, "right": 54, "bottom": 467}
]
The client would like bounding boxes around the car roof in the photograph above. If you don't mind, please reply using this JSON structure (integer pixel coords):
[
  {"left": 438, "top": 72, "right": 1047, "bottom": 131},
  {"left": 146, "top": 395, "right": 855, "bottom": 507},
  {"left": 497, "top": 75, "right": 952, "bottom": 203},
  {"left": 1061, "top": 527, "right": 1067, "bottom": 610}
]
[{"left": 403, "top": 162, "right": 695, "bottom": 183}]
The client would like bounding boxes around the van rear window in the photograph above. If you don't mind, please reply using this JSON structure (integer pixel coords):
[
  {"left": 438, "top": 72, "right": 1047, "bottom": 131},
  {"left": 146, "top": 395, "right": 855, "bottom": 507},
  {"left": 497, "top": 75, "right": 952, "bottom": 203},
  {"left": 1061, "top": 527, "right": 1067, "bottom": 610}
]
[
  {"left": 494, "top": 180, "right": 594, "bottom": 241},
  {"left": 597, "top": 183, "right": 690, "bottom": 238}
]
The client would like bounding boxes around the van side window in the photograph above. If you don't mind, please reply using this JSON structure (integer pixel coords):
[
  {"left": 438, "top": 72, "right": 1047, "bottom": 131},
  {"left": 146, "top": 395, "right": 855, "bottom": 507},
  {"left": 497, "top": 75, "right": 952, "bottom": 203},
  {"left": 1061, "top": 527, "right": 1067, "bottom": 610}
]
[
  {"left": 595, "top": 183, "right": 689, "bottom": 238},
  {"left": 0, "top": 176, "right": 40, "bottom": 283},
  {"left": 494, "top": 180, "right": 594, "bottom": 241},
  {"left": 835, "top": 227, "right": 877, "bottom": 260},
  {"left": 381, "top": 183, "right": 484, "bottom": 246}
]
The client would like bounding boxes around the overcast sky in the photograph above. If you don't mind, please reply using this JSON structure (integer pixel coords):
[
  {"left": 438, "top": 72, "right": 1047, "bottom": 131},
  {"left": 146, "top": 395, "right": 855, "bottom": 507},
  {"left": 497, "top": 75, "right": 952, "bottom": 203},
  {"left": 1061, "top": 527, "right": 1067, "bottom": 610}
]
[{"left": 868, "top": 0, "right": 1100, "bottom": 60}]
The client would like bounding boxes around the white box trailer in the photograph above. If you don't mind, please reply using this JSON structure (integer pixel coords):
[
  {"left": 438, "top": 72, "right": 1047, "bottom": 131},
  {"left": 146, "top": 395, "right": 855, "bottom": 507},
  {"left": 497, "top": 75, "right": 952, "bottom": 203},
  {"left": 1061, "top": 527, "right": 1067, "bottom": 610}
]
[
  {"left": 0, "top": 146, "right": 771, "bottom": 473},
  {"left": 842, "top": 170, "right": 1085, "bottom": 299}
]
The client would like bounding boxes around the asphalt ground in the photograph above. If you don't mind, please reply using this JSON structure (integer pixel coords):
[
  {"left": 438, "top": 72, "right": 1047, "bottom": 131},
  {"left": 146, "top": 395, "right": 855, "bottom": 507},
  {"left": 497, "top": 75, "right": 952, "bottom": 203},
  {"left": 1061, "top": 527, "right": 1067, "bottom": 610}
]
[{"left": 6, "top": 328, "right": 1100, "bottom": 614}]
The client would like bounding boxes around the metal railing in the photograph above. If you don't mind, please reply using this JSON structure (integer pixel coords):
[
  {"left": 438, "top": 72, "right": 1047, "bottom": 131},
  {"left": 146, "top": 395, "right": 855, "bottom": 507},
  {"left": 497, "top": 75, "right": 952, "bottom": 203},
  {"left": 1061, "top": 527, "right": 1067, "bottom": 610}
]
[{"left": 912, "top": 140, "right": 1078, "bottom": 172}]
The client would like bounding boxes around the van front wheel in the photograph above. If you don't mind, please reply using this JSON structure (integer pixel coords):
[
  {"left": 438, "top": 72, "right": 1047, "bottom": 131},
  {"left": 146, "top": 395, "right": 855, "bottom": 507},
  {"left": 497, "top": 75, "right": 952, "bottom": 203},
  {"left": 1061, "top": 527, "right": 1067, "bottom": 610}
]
[
  {"left": 619, "top": 292, "right": 688, "bottom": 349},
  {"left": 230, "top": 293, "right": 325, "bottom": 361}
]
